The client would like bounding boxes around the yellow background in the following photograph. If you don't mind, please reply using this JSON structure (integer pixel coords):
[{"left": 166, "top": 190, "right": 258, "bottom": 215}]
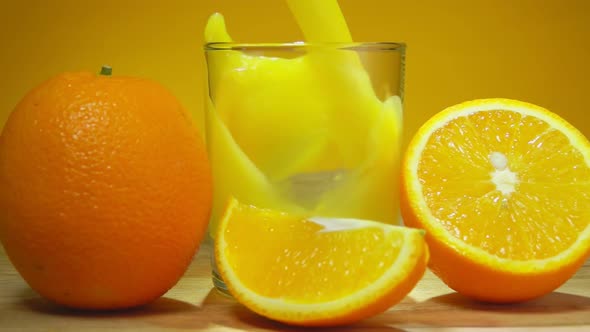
[{"left": 1, "top": 0, "right": 589, "bottom": 140}]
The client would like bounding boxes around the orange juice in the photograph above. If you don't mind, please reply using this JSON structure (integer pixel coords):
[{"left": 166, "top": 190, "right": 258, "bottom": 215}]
[{"left": 204, "top": 0, "right": 404, "bottom": 292}]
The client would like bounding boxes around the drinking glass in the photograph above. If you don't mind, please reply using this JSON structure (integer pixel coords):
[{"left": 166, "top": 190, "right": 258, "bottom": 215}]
[{"left": 204, "top": 42, "right": 405, "bottom": 293}]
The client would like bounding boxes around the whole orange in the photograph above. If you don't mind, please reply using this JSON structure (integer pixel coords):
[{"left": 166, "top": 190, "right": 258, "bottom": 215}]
[{"left": 0, "top": 69, "right": 212, "bottom": 310}]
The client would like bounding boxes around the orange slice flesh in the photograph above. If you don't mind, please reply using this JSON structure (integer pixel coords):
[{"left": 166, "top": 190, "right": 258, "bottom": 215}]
[
  {"left": 215, "top": 198, "right": 428, "bottom": 326},
  {"left": 401, "top": 98, "right": 590, "bottom": 303}
]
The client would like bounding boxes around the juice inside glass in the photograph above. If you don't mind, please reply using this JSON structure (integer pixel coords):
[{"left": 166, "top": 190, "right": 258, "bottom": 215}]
[{"left": 204, "top": 38, "right": 405, "bottom": 293}]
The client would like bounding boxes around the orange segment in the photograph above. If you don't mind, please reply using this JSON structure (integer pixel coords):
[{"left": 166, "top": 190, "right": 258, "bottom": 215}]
[
  {"left": 215, "top": 198, "right": 428, "bottom": 326},
  {"left": 401, "top": 98, "right": 590, "bottom": 303}
]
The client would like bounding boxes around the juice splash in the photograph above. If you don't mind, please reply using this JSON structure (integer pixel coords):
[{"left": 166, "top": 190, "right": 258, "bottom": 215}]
[{"left": 205, "top": 0, "right": 403, "bottom": 235}]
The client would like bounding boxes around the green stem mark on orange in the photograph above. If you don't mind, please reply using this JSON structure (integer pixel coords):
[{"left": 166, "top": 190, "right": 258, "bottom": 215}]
[{"left": 100, "top": 65, "right": 112, "bottom": 76}]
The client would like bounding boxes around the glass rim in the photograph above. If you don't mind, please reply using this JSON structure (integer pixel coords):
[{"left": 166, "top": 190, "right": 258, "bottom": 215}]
[{"left": 204, "top": 41, "right": 405, "bottom": 51}]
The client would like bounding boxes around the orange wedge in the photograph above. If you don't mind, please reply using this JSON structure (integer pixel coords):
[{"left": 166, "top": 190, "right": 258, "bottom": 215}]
[
  {"left": 215, "top": 198, "right": 428, "bottom": 326},
  {"left": 401, "top": 98, "right": 590, "bottom": 303}
]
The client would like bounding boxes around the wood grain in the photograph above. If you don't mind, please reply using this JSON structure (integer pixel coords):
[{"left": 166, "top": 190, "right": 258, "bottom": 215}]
[{"left": 1, "top": 245, "right": 589, "bottom": 331}]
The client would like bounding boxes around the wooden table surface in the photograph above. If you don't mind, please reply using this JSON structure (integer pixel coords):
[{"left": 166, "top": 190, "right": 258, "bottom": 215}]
[{"left": 1, "top": 244, "right": 589, "bottom": 332}]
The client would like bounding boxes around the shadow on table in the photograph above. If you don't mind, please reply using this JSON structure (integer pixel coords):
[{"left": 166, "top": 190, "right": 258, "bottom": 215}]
[
  {"left": 18, "top": 287, "right": 590, "bottom": 330},
  {"left": 18, "top": 287, "right": 206, "bottom": 328},
  {"left": 367, "top": 291, "right": 590, "bottom": 328},
  {"left": 21, "top": 290, "right": 199, "bottom": 318},
  {"left": 21, "top": 288, "right": 410, "bottom": 331}
]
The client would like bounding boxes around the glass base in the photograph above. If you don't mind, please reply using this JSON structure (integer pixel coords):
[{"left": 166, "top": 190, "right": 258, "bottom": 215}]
[
  {"left": 210, "top": 249, "right": 232, "bottom": 296},
  {"left": 211, "top": 269, "right": 232, "bottom": 296}
]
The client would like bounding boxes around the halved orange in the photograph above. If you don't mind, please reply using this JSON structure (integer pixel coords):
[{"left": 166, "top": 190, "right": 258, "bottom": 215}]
[
  {"left": 215, "top": 198, "right": 428, "bottom": 326},
  {"left": 401, "top": 98, "right": 590, "bottom": 303}
]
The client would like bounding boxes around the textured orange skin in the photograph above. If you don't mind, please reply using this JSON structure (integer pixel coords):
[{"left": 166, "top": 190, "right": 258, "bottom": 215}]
[
  {"left": 0, "top": 72, "right": 212, "bottom": 310},
  {"left": 401, "top": 151, "right": 590, "bottom": 304}
]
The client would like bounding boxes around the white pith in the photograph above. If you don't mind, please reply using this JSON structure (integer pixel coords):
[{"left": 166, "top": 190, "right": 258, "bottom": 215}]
[{"left": 489, "top": 152, "right": 518, "bottom": 195}]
